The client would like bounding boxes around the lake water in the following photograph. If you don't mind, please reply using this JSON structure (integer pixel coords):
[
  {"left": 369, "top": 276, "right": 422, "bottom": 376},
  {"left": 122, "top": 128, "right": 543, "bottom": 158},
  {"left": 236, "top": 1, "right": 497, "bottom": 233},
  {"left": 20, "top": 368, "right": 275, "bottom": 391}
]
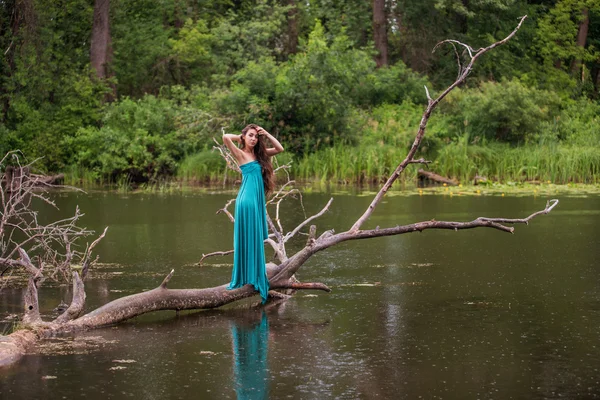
[{"left": 1, "top": 188, "right": 599, "bottom": 399}]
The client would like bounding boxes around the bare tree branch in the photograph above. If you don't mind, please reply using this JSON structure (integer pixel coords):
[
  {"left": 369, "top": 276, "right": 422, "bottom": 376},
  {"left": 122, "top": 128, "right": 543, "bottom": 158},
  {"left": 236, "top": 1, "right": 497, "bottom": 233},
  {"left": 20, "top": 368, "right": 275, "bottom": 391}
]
[
  {"left": 350, "top": 15, "right": 528, "bottom": 233},
  {"left": 270, "top": 197, "right": 556, "bottom": 285},
  {"left": 216, "top": 199, "right": 235, "bottom": 223},
  {"left": 198, "top": 250, "right": 234, "bottom": 265},
  {"left": 409, "top": 158, "right": 432, "bottom": 165},
  {"left": 82, "top": 227, "right": 108, "bottom": 279},
  {"left": 270, "top": 281, "right": 331, "bottom": 292},
  {"left": 213, "top": 135, "right": 240, "bottom": 174},
  {"left": 265, "top": 238, "right": 287, "bottom": 262},
  {"left": 160, "top": 269, "right": 175, "bottom": 289},
  {"left": 284, "top": 198, "right": 333, "bottom": 243},
  {"left": 53, "top": 271, "right": 86, "bottom": 323},
  {"left": 0, "top": 152, "right": 107, "bottom": 328}
]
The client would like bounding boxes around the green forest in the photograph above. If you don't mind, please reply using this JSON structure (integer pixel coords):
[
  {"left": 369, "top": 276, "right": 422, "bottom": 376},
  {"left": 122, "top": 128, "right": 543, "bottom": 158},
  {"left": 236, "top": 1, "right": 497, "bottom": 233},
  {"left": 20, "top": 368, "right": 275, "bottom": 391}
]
[{"left": 1, "top": 0, "right": 599, "bottom": 186}]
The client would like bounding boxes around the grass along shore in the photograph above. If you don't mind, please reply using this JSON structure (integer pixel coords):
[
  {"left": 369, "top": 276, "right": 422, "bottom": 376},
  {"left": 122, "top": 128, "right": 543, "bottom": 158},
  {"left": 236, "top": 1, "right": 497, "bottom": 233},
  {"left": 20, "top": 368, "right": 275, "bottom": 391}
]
[
  {"left": 172, "top": 142, "right": 600, "bottom": 186},
  {"left": 63, "top": 142, "right": 600, "bottom": 191}
]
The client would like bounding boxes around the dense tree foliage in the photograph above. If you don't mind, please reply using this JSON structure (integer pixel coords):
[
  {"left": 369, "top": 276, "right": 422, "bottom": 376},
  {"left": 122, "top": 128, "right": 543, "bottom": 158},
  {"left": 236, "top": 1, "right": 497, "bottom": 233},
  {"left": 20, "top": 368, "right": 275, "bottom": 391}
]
[{"left": 0, "top": 0, "right": 598, "bottom": 182}]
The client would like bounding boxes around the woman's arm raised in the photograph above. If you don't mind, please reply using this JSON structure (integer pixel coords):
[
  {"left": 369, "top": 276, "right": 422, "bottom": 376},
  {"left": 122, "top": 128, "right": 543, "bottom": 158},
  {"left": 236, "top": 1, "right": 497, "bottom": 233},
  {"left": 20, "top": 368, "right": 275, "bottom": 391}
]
[
  {"left": 222, "top": 133, "right": 244, "bottom": 163},
  {"left": 257, "top": 127, "right": 284, "bottom": 156}
]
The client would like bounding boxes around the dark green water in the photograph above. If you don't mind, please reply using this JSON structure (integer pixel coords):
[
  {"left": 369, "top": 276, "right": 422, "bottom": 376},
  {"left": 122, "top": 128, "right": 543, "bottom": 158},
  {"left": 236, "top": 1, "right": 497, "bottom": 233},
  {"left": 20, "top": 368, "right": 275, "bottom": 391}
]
[{"left": 1, "top": 190, "right": 599, "bottom": 399}]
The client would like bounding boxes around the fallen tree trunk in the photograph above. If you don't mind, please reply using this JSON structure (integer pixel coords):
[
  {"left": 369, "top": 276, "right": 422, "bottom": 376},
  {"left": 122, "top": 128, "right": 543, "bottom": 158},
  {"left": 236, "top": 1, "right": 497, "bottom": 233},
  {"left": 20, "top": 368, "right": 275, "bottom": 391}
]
[
  {"left": 2, "top": 166, "right": 64, "bottom": 190},
  {"left": 1, "top": 194, "right": 556, "bottom": 355},
  {"left": 30, "top": 173, "right": 64, "bottom": 186},
  {"left": 0, "top": 330, "right": 38, "bottom": 368},
  {"left": 418, "top": 169, "right": 458, "bottom": 186}
]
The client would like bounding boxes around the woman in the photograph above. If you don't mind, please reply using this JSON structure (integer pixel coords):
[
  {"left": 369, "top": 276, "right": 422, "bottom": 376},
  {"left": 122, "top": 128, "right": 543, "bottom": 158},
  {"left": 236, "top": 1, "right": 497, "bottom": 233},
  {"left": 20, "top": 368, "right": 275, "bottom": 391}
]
[{"left": 222, "top": 124, "right": 284, "bottom": 303}]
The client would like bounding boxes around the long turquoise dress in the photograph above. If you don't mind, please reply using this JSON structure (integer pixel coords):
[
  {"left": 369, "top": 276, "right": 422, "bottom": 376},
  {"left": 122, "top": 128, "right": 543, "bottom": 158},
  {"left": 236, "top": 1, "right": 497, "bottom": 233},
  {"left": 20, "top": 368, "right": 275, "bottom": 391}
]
[{"left": 227, "top": 160, "right": 270, "bottom": 302}]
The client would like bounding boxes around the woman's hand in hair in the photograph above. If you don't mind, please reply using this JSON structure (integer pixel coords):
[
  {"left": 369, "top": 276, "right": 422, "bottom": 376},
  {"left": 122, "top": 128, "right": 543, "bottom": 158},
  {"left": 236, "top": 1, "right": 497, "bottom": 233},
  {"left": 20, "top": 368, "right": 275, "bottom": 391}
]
[{"left": 257, "top": 126, "right": 284, "bottom": 156}]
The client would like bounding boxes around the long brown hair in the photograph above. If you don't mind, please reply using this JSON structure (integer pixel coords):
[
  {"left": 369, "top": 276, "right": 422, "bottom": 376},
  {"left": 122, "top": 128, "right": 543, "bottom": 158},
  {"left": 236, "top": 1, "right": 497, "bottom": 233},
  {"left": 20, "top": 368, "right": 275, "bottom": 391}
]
[{"left": 240, "top": 124, "right": 275, "bottom": 196}]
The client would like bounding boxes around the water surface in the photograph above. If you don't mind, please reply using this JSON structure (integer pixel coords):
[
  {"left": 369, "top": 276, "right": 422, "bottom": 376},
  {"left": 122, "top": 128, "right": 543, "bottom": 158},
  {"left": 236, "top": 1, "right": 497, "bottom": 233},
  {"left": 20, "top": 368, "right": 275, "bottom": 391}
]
[{"left": 1, "top": 190, "right": 599, "bottom": 399}]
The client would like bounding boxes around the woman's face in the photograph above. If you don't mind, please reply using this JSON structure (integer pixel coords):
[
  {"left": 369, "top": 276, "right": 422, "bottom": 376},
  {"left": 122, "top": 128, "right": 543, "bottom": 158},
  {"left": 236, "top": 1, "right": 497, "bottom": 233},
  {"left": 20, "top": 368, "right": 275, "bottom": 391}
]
[{"left": 244, "top": 129, "right": 259, "bottom": 149}]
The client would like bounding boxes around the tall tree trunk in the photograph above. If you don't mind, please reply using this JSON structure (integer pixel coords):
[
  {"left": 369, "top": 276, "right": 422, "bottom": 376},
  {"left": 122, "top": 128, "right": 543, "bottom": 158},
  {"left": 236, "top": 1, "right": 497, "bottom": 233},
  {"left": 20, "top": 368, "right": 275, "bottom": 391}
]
[
  {"left": 592, "top": 63, "right": 600, "bottom": 96},
  {"left": 173, "top": 0, "right": 185, "bottom": 29},
  {"left": 456, "top": 0, "right": 469, "bottom": 34},
  {"left": 285, "top": 0, "right": 298, "bottom": 56},
  {"left": 570, "top": 8, "right": 589, "bottom": 76},
  {"left": 90, "top": 0, "right": 112, "bottom": 81},
  {"left": 2, "top": 0, "right": 36, "bottom": 121},
  {"left": 372, "top": 0, "right": 388, "bottom": 67}
]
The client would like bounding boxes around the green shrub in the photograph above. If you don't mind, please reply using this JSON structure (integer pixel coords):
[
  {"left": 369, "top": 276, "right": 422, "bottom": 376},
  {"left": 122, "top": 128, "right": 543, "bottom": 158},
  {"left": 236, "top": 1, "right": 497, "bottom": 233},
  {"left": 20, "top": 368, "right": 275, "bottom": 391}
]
[
  {"left": 539, "top": 98, "right": 600, "bottom": 146},
  {"left": 215, "top": 21, "right": 431, "bottom": 155},
  {"left": 356, "top": 63, "right": 429, "bottom": 107},
  {"left": 435, "top": 80, "right": 562, "bottom": 144},
  {"left": 361, "top": 102, "right": 437, "bottom": 152},
  {"left": 66, "top": 96, "right": 183, "bottom": 182}
]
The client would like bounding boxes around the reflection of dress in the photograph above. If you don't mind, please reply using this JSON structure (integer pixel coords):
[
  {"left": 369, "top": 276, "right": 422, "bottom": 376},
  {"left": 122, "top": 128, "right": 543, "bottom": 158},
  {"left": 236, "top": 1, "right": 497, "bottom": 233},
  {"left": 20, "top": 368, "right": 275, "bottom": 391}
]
[
  {"left": 227, "top": 160, "right": 269, "bottom": 303},
  {"left": 231, "top": 312, "right": 270, "bottom": 400}
]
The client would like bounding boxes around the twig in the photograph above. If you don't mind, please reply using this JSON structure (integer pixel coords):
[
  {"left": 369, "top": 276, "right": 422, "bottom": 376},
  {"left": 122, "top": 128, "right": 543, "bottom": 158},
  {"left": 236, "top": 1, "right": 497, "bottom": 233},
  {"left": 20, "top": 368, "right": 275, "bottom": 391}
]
[
  {"left": 409, "top": 158, "right": 432, "bottom": 165},
  {"left": 160, "top": 269, "right": 175, "bottom": 289},
  {"left": 216, "top": 199, "right": 236, "bottom": 223},
  {"left": 198, "top": 250, "right": 234, "bottom": 264},
  {"left": 284, "top": 198, "right": 333, "bottom": 243}
]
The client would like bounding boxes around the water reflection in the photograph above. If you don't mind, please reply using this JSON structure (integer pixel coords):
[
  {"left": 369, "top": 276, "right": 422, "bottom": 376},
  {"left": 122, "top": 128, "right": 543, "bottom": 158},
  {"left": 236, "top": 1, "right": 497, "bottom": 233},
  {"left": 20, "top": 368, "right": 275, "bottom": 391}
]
[{"left": 230, "top": 310, "right": 270, "bottom": 400}]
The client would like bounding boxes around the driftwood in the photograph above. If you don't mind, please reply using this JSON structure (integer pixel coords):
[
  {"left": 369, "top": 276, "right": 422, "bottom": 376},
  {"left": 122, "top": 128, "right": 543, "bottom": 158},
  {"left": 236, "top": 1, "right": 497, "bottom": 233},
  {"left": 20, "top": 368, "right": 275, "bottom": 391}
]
[
  {"left": 30, "top": 173, "right": 65, "bottom": 185},
  {"left": 0, "top": 16, "right": 560, "bottom": 369},
  {"left": 418, "top": 169, "right": 458, "bottom": 186},
  {"left": 2, "top": 166, "right": 64, "bottom": 191}
]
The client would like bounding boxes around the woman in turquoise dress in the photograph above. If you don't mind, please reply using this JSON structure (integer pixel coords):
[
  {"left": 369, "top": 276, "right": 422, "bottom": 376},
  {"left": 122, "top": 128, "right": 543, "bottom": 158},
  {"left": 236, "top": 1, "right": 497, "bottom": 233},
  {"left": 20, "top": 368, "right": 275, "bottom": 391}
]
[{"left": 223, "top": 124, "right": 284, "bottom": 303}]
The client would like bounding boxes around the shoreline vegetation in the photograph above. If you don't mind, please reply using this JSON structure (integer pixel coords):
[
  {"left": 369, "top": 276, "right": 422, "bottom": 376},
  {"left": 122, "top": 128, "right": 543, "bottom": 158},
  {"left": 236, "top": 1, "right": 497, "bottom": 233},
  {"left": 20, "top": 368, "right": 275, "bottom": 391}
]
[
  {"left": 63, "top": 139, "right": 600, "bottom": 192},
  {"left": 2, "top": 2, "right": 599, "bottom": 195}
]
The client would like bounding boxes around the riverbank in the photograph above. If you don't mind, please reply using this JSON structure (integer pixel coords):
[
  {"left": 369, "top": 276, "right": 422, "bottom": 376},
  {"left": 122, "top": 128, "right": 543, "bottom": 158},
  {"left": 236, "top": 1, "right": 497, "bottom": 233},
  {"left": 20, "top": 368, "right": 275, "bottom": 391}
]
[{"left": 62, "top": 176, "right": 600, "bottom": 198}]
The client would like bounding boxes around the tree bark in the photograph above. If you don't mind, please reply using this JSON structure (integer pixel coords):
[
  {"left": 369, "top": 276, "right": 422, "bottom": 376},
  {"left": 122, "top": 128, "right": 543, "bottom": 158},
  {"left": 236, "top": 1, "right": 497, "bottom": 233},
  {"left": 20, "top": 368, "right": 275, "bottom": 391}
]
[
  {"left": 90, "top": 0, "right": 112, "bottom": 81},
  {"left": 418, "top": 169, "right": 458, "bottom": 186},
  {"left": 173, "top": 0, "right": 185, "bottom": 29},
  {"left": 372, "top": 0, "right": 388, "bottom": 67},
  {"left": 285, "top": 0, "right": 299, "bottom": 56},
  {"left": 0, "top": 330, "right": 38, "bottom": 368},
  {"left": 570, "top": 8, "right": 589, "bottom": 77},
  {"left": 2, "top": 0, "right": 36, "bottom": 121},
  {"left": 592, "top": 64, "right": 600, "bottom": 95},
  {"left": 456, "top": 0, "right": 469, "bottom": 34}
]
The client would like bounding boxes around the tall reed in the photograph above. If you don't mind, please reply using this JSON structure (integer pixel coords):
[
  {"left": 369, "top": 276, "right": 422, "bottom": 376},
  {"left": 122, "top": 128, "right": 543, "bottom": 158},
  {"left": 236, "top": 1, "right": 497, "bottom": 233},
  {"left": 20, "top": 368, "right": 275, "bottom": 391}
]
[
  {"left": 177, "top": 150, "right": 234, "bottom": 183},
  {"left": 295, "top": 144, "right": 419, "bottom": 184},
  {"left": 435, "top": 142, "right": 600, "bottom": 184}
]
